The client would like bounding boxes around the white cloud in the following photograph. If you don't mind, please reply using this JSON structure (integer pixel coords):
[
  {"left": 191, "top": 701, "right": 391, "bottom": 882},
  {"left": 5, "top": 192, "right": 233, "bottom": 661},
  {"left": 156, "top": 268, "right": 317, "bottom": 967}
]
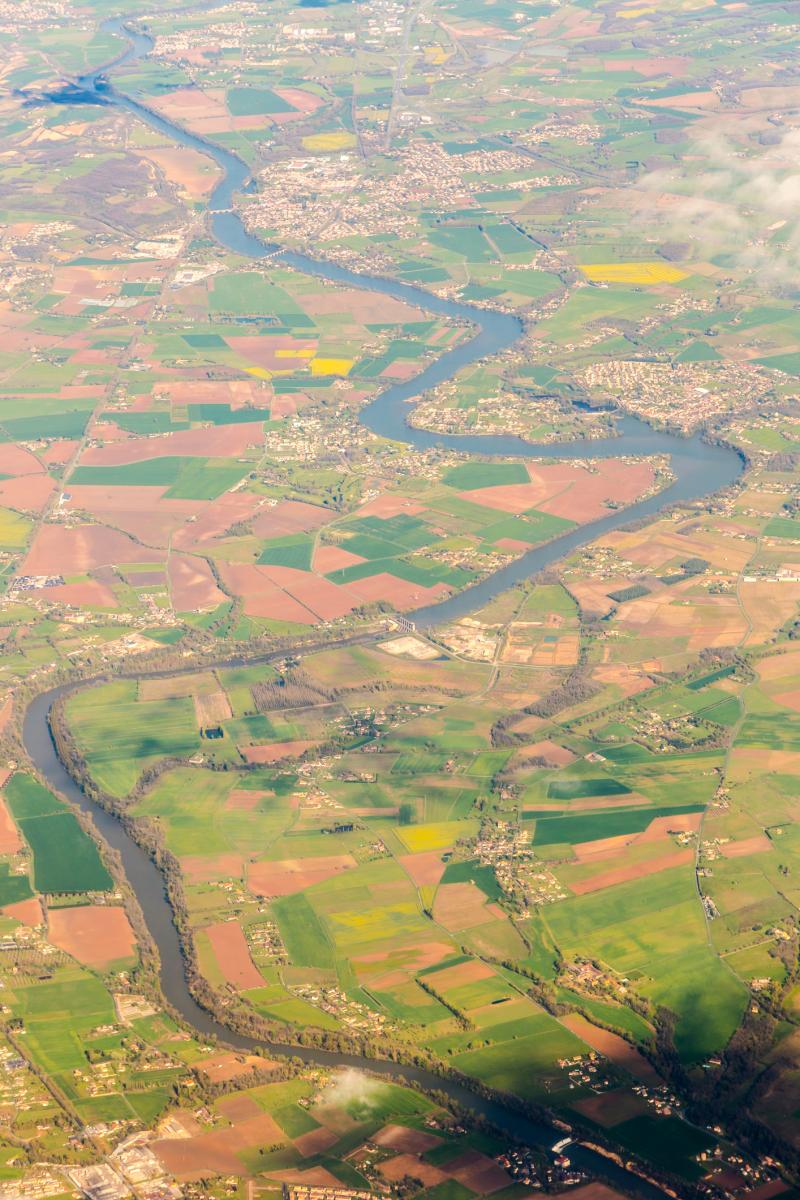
[{"left": 633, "top": 124, "right": 800, "bottom": 289}]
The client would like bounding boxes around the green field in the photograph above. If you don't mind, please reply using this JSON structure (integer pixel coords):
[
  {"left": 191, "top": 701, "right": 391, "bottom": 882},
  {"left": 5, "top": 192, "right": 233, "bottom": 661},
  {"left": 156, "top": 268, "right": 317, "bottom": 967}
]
[
  {"left": 227, "top": 87, "right": 296, "bottom": 115},
  {"left": 272, "top": 893, "right": 335, "bottom": 969},
  {"left": 442, "top": 462, "right": 529, "bottom": 490},
  {"left": 440, "top": 860, "right": 501, "bottom": 898},
  {"left": 452, "top": 1019, "right": 589, "bottom": 1100},
  {"left": 0, "top": 863, "right": 32, "bottom": 906},
  {"left": 546, "top": 778, "right": 632, "bottom": 800},
  {"left": 12, "top": 968, "right": 115, "bottom": 1074},
  {"left": 70, "top": 455, "right": 249, "bottom": 499},
  {"left": 5, "top": 775, "right": 112, "bottom": 894},
  {"left": 530, "top": 804, "right": 705, "bottom": 847},
  {"left": 65, "top": 681, "right": 202, "bottom": 796},
  {"left": 258, "top": 536, "right": 314, "bottom": 570}
]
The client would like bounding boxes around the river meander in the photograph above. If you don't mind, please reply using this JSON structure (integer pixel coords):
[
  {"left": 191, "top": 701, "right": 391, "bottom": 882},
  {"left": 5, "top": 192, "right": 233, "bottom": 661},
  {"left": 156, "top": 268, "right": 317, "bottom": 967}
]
[{"left": 19, "top": 16, "right": 751, "bottom": 1196}]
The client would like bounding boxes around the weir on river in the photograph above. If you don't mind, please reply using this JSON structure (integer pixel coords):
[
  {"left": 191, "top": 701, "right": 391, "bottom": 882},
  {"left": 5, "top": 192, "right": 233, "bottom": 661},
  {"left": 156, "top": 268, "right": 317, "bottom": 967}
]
[{"left": 23, "top": 15, "right": 749, "bottom": 1198}]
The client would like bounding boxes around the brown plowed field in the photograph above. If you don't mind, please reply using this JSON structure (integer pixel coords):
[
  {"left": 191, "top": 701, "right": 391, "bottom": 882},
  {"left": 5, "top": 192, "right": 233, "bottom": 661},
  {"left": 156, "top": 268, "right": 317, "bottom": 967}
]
[
  {"left": 181, "top": 853, "right": 243, "bottom": 884},
  {"left": 169, "top": 553, "right": 226, "bottom": 611},
  {"left": 313, "top": 545, "right": 366, "bottom": 573},
  {"left": 173, "top": 493, "right": 263, "bottom": 549},
  {"left": 23, "top": 525, "right": 154, "bottom": 574},
  {"left": 458, "top": 460, "right": 653, "bottom": 523},
  {"left": 719, "top": 835, "right": 772, "bottom": 858},
  {"left": 398, "top": 850, "right": 446, "bottom": 888},
  {"left": 601, "top": 522, "right": 751, "bottom": 573},
  {"left": 568, "top": 848, "right": 694, "bottom": 895},
  {"left": 568, "top": 796, "right": 646, "bottom": 813},
  {"left": 259, "top": 564, "right": 357, "bottom": 621},
  {"left": 616, "top": 593, "right": 747, "bottom": 653},
  {"left": 523, "top": 739, "right": 576, "bottom": 767},
  {"left": 426, "top": 960, "right": 494, "bottom": 990},
  {"left": 251, "top": 500, "right": 336, "bottom": 538},
  {"left": 274, "top": 86, "right": 324, "bottom": 113},
  {"left": 64, "top": 485, "right": 196, "bottom": 547},
  {"left": 373, "top": 1125, "right": 442, "bottom": 1153},
  {"left": 39, "top": 440, "right": 79, "bottom": 465},
  {"left": 345, "top": 572, "right": 449, "bottom": 610},
  {"left": 162, "top": 379, "right": 264, "bottom": 408},
  {"left": 197, "top": 1052, "right": 279, "bottom": 1083},
  {"left": 80, "top": 421, "right": 263, "bottom": 465},
  {"left": 560, "top": 1012, "right": 660, "bottom": 1085},
  {"left": 218, "top": 562, "right": 318, "bottom": 623},
  {"left": 217, "top": 1093, "right": 261, "bottom": 1122},
  {"left": 248, "top": 854, "right": 356, "bottom": 896},
  {"left": 540, "top": 460, "right": 654, "bottom": 521},
  {"left": 298, "top": 287, "right": 423, "bottom": 323},
  {"left": 354, "top": 941, "right": 453, "bottom": 981},
  {"left": 563, "top": 1185, "right": 629, "bottom": 1200},
  {"left": 433, "top": 883, "right": 491, "bottom": 931},
  {"left": 572, "top": 1087, "right": 649, "bottom": 1129},
  {"left": 378, "top": 1156, "right": 447, "bottom": 1186},
  {"left": 194, "top": 690, "right": 233, "bottom": 726},
  {"left": 205, "top": 920, "right": 264, "bottom": 990},
  {"left": 0, "top": 444, "right": 46, "bottom": 477},
  {"left": 638, "top": 812, "right": 702, "bottom": 842},
  {"left": 294, "top": 1128, "right": 338, "bottom": 1157},
  {"left": 448, "top": 1150, "right": 511, "bottom": 1194},
  {"left": 459, "top": 479, "right": 549, "bottom": 515},
  {"left": 3, "top": 897, "right": 42, "bottom": 927},
  {"left": 139, "top": 145, "right": 219, "bottom": 198},
  {"left": 604, "top": 54, "right": 687, "bottom": 76},
  {"left": 572, "top": 833, "right": 640, "bottom": 862},
  {"left": 0, "top": 476, "right": 54, "bottom": 514},
  {"left": 240, "top": 740, "right": 314, "bottom": 763},
  {"left": 269, "top": 1168, "right": 341, "bottom": 1187},
  {"left": 382, "top": 360, "right": 421, "bottom": 380},
  {"left": 154, "top": 1112, "right": 284, "bottom": 1179},
  {"left": 43, "top": 580, "right": 119, "bottom": 609},
  {"left": 226, "top": 336, "right": 316, "bottom": 372},
  {"left": 0, "top": 795, "right": 22, "bottom": 854},
  {"left": 355, "top": 495, "right": 426, "bottom": 518},
  {"left": 758, "top": 649, "right": 800, "bottom": 681},
  {"left": 48, "top": 905, "right": 137, "bottom": 968}
]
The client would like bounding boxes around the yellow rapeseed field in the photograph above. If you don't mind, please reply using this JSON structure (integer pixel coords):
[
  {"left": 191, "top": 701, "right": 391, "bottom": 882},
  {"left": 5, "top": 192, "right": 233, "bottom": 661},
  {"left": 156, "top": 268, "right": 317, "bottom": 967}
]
[
  {"left": 301, "top": 131, "right": 357, "bottom": 152},
  {"left": 310, "top": 356, "right": 353, "bottom": 376},
  {"left": 0, "top": 506, "right": 31, "bottom": 549},
  {"left": 397, "top": 820, "right": 472, "bottom": 853},
  {"left": 581, "top": 262, "right": 688, "bottom": 284},
  {"left": 424, "top": 46, "right": 449, "bottom": 65}
]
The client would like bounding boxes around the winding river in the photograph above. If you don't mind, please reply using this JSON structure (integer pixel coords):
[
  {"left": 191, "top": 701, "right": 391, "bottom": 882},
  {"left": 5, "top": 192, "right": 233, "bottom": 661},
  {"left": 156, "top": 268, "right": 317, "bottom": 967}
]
[
  {"left": 18, "top": 14, "right": 750, "bottom": 1197},
  {"left": 65, "top": 17, "right": 745, "bottom": 632}
]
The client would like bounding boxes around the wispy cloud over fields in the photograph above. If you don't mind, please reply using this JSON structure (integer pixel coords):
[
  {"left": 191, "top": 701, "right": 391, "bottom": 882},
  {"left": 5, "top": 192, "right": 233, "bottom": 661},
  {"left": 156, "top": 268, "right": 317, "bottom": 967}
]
[{"left": 634, "top": 124, "right": 800, "bottom": 289}]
